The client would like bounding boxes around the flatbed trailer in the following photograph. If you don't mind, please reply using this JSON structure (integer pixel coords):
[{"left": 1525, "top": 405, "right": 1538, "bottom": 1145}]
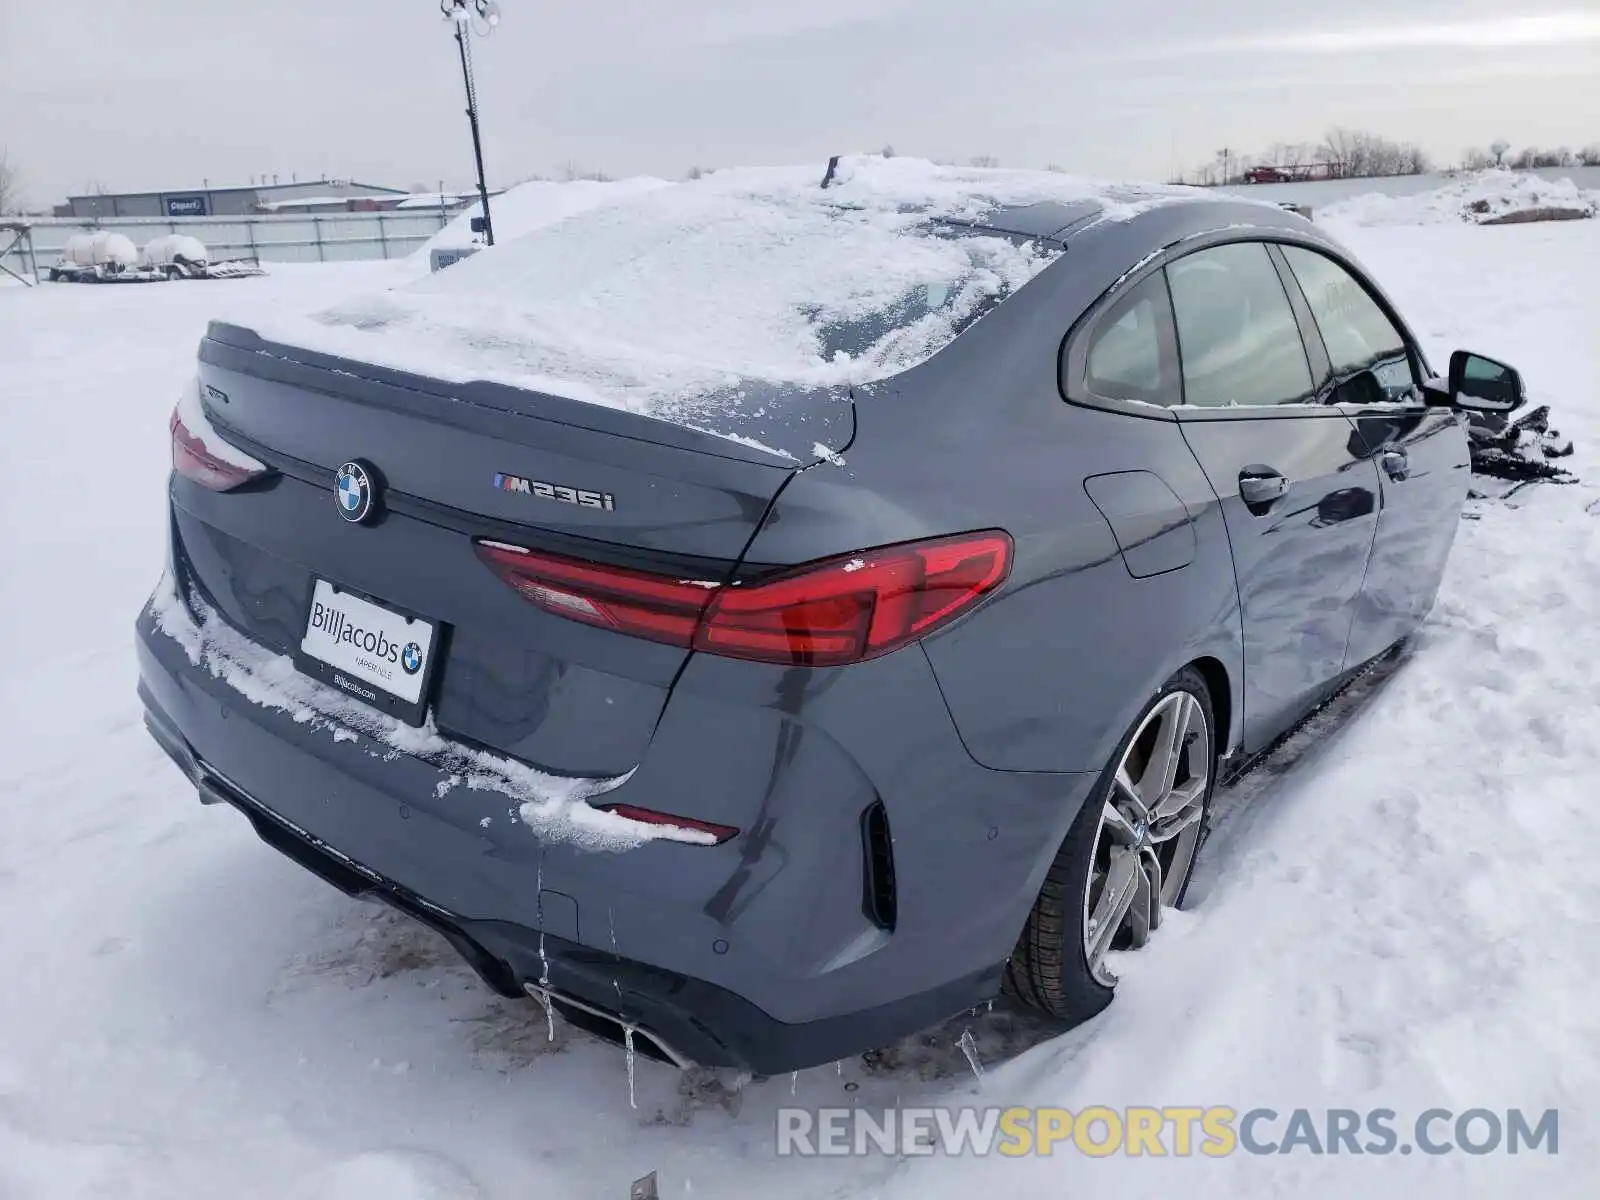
[{"left": 47, "top": 256, "right": 265, "bottom": 282}]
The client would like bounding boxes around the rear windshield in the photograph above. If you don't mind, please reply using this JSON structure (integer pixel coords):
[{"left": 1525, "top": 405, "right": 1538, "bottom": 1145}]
[
  {"left": 808, "top": 224, "right": 1043, "bottom": 363},
  {"left": 268, "top": 178, "right": 1064, "bottom": 415}
]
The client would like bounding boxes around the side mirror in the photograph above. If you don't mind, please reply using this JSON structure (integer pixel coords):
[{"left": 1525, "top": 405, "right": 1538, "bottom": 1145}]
[{"left": 1434, "top": 350, "right": 1525, "bottom": 413}]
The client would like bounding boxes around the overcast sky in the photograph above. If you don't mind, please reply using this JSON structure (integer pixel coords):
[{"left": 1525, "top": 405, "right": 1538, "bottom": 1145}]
[{"left": 2, "top": 0, "right": 1596, "bottom": 205}]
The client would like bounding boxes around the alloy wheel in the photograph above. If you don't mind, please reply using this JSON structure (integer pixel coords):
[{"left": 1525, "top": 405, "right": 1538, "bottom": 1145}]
[{"left": 1081, "top": 690, "right": 1209, "bottom": 986}]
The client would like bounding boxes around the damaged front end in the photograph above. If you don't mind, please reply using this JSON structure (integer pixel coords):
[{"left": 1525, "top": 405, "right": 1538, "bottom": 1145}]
[{"left": 1466, "top": 403, "right": 1578, "bottom": 499}]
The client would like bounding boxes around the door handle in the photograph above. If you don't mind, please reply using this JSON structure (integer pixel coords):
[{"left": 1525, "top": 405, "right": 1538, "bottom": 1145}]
[
  {"left": 1380, "top": 449, "right": 1410, "bottom": 481},
  {"left": 1238, "top": 465, "right": 1290, "bottom": 510}
]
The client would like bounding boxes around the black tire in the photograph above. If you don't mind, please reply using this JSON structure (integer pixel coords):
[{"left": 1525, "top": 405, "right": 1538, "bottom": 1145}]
[{"left": 1003, "top": 666, "right": 1217, "bottom": 1023}]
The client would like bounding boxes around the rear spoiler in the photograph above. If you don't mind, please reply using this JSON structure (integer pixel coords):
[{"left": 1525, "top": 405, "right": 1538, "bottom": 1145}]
[{"left": 200, "top": 321, "right": 852, "bottom": 468}]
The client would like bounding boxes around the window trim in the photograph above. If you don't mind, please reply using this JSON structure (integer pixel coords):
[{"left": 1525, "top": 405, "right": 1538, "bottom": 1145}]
[
  {"left": 1163, "top": 238, "right": 1323, "bottom": 414},
  {"left": 1059, "top": 228, "right": 1433, "bottom": 425},
  {"left": 1059, "top": 265, "right": 1180, "bottom": 422},
  {"left": 1266, "top": 243, "right": 1333, "bottom": 389},
  {"left": 1271, "top": 241, "right": 1429, "bottom": 409},
  {"left": 1078, "top": 269, "right": 1183, "bottom": 414}
]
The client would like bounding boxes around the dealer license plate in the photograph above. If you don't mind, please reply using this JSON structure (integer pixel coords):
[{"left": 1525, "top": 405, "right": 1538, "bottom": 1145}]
[{"left": 297, "top": 578, "right": 439, "bottom": 722}]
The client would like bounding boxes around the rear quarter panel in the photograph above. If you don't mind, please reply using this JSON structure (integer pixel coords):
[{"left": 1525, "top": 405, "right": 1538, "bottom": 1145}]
[{"left": 742, "top": 210, "right": 1257, "bottom": 775}]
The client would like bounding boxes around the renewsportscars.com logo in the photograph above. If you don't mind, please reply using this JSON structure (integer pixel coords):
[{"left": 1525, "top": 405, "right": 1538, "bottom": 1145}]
[
  {"left": 308, "top": 601, "right": 424, "bottom": 679},
  {"left": 775, "top": 1106, "right": 1560, "bottom": 1158}
]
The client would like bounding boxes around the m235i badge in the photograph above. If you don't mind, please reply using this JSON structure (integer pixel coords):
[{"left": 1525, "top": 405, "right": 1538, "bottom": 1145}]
[{"left": 494, "top": 472, "right": 616, "bottom": 511}]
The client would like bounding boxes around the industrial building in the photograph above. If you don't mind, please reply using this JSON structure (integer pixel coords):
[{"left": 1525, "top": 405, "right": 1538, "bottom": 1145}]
[{"left": 55, "top": 178, "right": 411, "bottom": 219}]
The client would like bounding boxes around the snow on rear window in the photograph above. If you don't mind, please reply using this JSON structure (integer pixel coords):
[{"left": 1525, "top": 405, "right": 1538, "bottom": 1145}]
[{"left": 258, "top": 158, "right": 1201, "bottom": 423}]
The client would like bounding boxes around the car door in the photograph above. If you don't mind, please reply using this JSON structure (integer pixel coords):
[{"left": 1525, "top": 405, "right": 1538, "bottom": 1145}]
[
  {"left": 1274, "top": 244, "right": 1472, "bottom": 666},
  {"left": 1164, "top": 240, "right": 1383, "bottom": 753}
]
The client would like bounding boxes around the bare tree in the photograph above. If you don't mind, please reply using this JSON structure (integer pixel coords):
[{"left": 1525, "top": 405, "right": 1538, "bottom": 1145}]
[
  {"left": 0, "top": 148, "right": 17, "bottom": 215},
  {"left": 1461, "top": 147, "right": 1496, "bottom": 171},
  {"left": 1509, "top": 146, "right": 1571, "bottom": 169},
  {"left": 1319, "top": 128, "right": 1358, "bottom": 177},
  {"left": 880, "top": 144, "right": 896, "bottom": 158},
  {"left": 559, "top": 160, "right": 612, "bottom": 182},
  {"left": 1315, "top": 128, "right": 1428, "bottom": 178},
  {"left": 1580, "top": 144, "right": 1600, "bottom": 167},
  {"left": 1396, "top": 143, "right": 1431, "bottom": 175},
  {"left": 968, "top": 154, "right": 1001, "bottom": 168},
  {"left": 1532, "top": 147, "right": 1577, "bottom": 167},
  {"left": 560, "top": 160, "right": 583, "bottom": 181},
  {"left": 1265, "top": 141, "right": 1315, "bottom": 169},
  {"left": 1362, "top": 136, "right": 1397, "bottom": 176}
]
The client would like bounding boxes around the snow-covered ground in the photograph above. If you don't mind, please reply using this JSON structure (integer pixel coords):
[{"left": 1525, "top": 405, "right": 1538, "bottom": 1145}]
[
  {"left": 1319, "top": 168, "right": 1598, "bottom": 226},
  {"left": 1, "top": 212, "right": 1597, "bottom": 1199}
]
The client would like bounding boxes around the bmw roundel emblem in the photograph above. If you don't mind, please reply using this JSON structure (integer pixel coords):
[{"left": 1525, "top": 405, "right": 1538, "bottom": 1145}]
[
  {"left": 334, "top": 460, "right": 377, "bottom": 524},
  {"left": 401, "top": 642, "right": 423, "bottom": 675}
]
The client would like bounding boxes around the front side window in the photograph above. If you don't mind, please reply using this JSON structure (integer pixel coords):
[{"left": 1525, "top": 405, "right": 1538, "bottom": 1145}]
[
  {"left": 1166, "top": 242, "right": 1316, "bottom": 408},
  {"left": 1280, "top": 245, "right": 1418, "bottom": 404},
  {"left": 1083, "top": 273, "right": 1175, "bottom": 406}
]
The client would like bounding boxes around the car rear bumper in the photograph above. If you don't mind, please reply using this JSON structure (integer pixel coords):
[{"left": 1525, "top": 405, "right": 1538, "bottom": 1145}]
[
  {"left": 142, "top": 692, "right": 999, "bottom": 1073},
  {"left": 136, "top": 578, "right": 1097, "bottom": 1073}
]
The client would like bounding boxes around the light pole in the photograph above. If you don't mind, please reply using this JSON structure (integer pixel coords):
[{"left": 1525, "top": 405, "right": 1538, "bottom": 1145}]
[{"left": 440, "top": 0, "right": 500, "bottom": 246}]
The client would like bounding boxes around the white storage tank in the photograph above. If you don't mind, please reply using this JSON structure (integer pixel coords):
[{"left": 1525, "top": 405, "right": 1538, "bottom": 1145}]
[
  {"left": 140, "top": 234, "right": 210, "bottom": 270},
  {"left": 61, "top": 231, "right": 139, "bottom": 269}
]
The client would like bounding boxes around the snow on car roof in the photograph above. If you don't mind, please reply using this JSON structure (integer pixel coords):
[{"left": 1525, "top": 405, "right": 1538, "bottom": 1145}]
[
  {"left": 422, "top": 176, "right": 673, "bottom": 250},
  {"left": 254, "top": 157, "right": 1211, "bottom": 425}
]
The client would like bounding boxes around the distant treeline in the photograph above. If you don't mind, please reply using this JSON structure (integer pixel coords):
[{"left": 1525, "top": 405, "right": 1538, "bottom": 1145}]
[
  {"left": 480, "top": 135, "right": 1600, "bottom": 196},
  {"left": 1463, "top": 144, "right": 1600, "bottom": 170},
  {"left": 1174, "top": 129, "right": 1600, "bottom": 186}
]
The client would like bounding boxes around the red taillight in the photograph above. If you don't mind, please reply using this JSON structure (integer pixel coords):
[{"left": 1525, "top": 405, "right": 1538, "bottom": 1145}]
[
  {"left": 170, "top": 385, "right": 267, "bottom": 491},
  {"left": 603, "top": 804, "right": 739, "bottom": 845},
  {"left": 700, "top": 533, "right": 1013, "bottom": 665},
  {"left": 474, "top": 540, "right": 715, "bottom": 645},
  {"left": 475, "top": 531, "right": 1012, "bottom": 667}
]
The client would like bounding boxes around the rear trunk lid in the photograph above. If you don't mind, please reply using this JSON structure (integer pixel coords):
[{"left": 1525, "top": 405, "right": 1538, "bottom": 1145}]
[
  {"left": 181, "top": 326, "right": 850, "bottom": 776},
  {"left": 200, "top": 322, "right": 851, "bottom": 549}
]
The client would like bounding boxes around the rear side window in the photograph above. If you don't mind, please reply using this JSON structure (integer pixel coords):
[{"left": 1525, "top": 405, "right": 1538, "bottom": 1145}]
[
  {"left": 1083, "top": 274, "right": 1175, "bottom": 406},
  {"left": 1280, "top": 245, "right": 1419, "bottom": 403},
  {"left": 1166, "top": 242, "right": 1316, "bottom": 407}
]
